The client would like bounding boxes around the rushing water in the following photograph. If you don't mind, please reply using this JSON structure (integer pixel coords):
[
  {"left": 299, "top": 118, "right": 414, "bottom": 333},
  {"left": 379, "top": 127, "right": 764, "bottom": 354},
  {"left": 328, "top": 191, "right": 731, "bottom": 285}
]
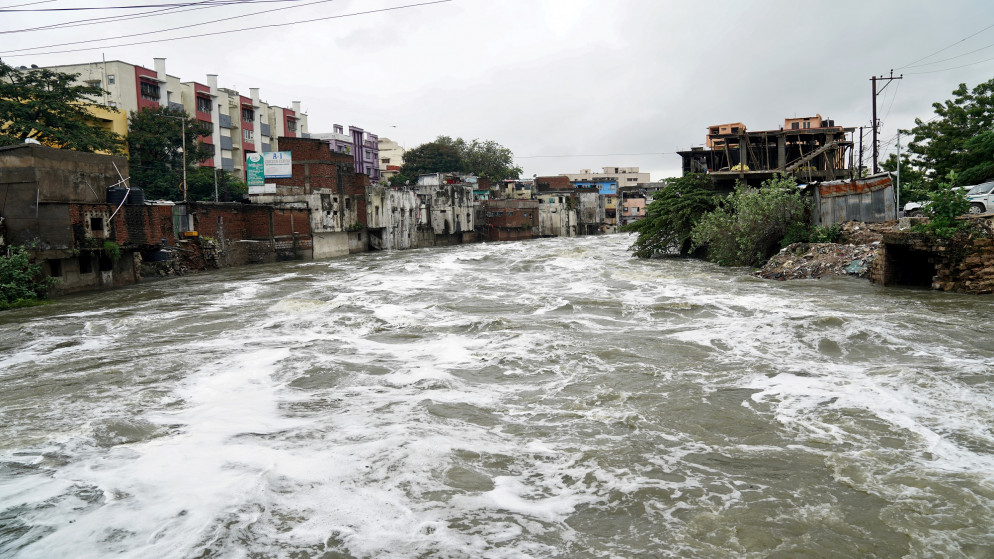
[{"left": 1, "top": 234, "right": 993, "bottom": 558}]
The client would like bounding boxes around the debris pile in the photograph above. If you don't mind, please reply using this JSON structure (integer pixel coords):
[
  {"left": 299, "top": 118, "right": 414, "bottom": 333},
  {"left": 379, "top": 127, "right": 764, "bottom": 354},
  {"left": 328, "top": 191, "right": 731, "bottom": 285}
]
[{"left": 756, "top": 222, "right": 897, "bottom": 281}]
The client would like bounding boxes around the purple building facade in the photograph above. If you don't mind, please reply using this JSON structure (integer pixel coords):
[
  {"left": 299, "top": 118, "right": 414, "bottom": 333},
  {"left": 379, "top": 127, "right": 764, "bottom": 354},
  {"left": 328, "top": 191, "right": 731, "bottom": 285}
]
[{"left": 318, "top": 124, "right": 380, "bottom": 183}]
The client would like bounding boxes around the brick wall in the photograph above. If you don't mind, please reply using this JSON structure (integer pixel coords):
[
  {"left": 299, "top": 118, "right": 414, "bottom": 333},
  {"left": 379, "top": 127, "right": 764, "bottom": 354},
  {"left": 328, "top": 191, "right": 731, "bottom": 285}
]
[{"left": 874, "top": 221, "right": 994, "bottom": 294}]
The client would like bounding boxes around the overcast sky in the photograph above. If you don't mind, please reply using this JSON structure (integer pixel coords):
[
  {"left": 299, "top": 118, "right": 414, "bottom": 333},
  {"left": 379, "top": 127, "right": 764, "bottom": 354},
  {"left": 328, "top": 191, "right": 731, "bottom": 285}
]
[{"left": 3, "top": 0, "right": 994, "bottom": 180}]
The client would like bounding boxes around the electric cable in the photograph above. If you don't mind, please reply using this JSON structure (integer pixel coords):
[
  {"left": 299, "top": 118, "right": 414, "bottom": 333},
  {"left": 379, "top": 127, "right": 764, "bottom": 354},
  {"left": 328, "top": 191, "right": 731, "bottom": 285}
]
[
  {"left": 898, "top": 22, "right": 994, "bottom": 69},
  {"left": 1, "top": 0, "right": 297, "bottom": 11},
  {"left": 2, "top": 0, "right": 307, "bottom": 35},
  {"left": 2, "top": 0, "right": 336, "bottom": 53},
  {"left": 0, "top": 0, "right": 452, "bottom": 57}
]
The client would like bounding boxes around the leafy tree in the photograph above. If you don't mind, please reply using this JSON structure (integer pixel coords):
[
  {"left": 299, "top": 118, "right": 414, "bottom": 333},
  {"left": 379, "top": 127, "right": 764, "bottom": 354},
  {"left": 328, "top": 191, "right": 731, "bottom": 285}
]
[
  {"left": 912, "top": 171, "right": 972, "bottom": 238},
  {"left": 185, "top": 167, "right": 247, "bottom": 202},
  {"left": 881, "top": 152, "right": 929, "bottom": 203},
  {"left": 395, "top": 139, "right": 465, "bottom": 183},
  {"left": 0, "top": 60, "right": 124, "bottom": 153},
  {"left": 959, "top": 130, "right": 994, "bottom": 185},
  {"left": 128, "top": 106, "right": 212, "bottom": 200},
  {"left": 904, "top": 78, "right": 994, "bottom": 188},
  {"left": 463, "top": 139, "right": 522, "bottom": 182},
  {"left": 620, "top": 174, "right": 715, "bottom": 258},
  {"left": 1, "top": 245, "right": 58, "bottom": 309},
  {"left": 691, "top": 174, "right": 810, "bottom": 267},
  {"left": 392, "top": 135, "right": 520, "bottom": 184}
]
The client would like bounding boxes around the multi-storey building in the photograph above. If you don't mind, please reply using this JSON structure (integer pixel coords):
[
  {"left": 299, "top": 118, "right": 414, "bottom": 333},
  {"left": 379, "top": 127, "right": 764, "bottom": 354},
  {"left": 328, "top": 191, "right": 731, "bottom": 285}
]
[
  {"left": 311, "top": 125, "right": 380, "bottom": 183},
  {"left": 42, "top": 58, "right": 308, "bottom": 180},
  {"left": 377, "top": 137, "right": 405, "bottom": 181},
  {"left": 562, "top": 167, "right": 651, "bottom": 194}
]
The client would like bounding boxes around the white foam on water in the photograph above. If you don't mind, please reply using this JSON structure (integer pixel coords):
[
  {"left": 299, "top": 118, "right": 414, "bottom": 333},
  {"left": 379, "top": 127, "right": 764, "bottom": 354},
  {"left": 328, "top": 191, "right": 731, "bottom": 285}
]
[{"left": 4, "top": 234, "right": 994, "bottom": 558}]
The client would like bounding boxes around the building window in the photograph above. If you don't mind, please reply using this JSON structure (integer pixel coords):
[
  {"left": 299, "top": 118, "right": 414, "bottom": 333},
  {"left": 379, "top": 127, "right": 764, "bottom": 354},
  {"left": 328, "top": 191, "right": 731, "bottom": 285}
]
[
  {"left": 286, "top": 118, "right": 297, "bottom": 133},
  {"left": 382, "top": 157, "right": 390, "bottom": 164},
  {"left": 197, "top": 96, "right": 212, "bottom": 113},
  {"left": 107, "top": 74, "right": 115, "bottom": 84},
  {"left": 140, "top": 80, "right": 160, "bottom": 101},
  {"left": 90, "top": 217, "right": 103, "bottom": 231},
  {"left": 243, "top": 129, "right": 254, "bottom": 142},
  {"left": 241, "top": 107, "right": 254, "bottom": 121},
  {"left": 803, "top": 121, "right": 811, "bottom": 129},
  {"left": 85, "top": 79, "right": 101, "bottom": 88},
  {"left": 791, "top": 122, "right": 800, "bottom": 130}
]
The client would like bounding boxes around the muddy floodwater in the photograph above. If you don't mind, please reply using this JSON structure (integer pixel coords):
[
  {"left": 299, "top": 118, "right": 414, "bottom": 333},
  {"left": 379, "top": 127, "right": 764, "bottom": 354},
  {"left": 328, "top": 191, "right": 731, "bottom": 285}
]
[{"left": 2, "top": 234, "right": 993, "bottom": 558}]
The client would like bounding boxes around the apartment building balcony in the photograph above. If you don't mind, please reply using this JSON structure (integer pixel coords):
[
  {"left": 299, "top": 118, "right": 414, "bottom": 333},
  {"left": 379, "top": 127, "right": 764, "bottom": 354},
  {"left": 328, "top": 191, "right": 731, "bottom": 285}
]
[
  {"left": 260, "top": 123, "right": 271, "bottom": 137},
  {"left": 221, "top": 157, "right": 234, "bottom": 171},
  {"left": 220, "top": 136, "right": 233, "bottom": 150},
  {"left": 261, "top": 142, "right": 271, "bottom": 152},
  {"left": 219, "top": 113, "right": 232, "bottom": 129}
]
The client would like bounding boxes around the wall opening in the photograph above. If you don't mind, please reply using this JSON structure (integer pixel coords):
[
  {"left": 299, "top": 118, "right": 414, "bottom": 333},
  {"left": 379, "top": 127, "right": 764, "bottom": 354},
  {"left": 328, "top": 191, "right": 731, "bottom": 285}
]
[{"left": 885, "top": 245, "right": 936, "bottom": 287}]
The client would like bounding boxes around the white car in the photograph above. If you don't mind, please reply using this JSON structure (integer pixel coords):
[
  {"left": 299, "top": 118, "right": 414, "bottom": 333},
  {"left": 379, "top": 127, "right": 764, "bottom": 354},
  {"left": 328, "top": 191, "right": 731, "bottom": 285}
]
[
  {"left": 902, "top": 184, "right": 981, "bottom": 217},
  {"left": 964, "top": 180, "right": 994, "bottom": 214}
]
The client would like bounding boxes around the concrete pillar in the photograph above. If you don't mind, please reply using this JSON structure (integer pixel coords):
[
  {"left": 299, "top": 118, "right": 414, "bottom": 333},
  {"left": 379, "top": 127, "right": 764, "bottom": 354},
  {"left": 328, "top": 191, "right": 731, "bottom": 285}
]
[{"left": 154, "top": 58, "right": 167, "bottom": 107}]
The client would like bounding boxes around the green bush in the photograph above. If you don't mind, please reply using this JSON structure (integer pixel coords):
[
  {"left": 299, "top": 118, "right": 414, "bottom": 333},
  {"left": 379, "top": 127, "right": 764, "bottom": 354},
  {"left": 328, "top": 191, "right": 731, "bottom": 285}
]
[
  {"left": 103, "top": 241, "right": 121, "bottom": 261},
  {"left": 620, "top": 174, "right": 716, "bottom": 258},
  {"left": 691, "top": 174, "right": 810, "bottom": 267},
  {"left": 913, "top": 172, "right": 972, "bottom": 238},
  {"left": 808, "top": 224, "right": 842, "bottom": 243},
  {"left": 1, "top": 245, "right": 58, "bottom": 309}
]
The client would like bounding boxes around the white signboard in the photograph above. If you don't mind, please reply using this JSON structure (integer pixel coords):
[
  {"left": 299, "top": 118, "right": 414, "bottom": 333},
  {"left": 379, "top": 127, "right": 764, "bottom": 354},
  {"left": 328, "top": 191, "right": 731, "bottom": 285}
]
[
  {"left": 248, "top": 183, "right": 277, "bottom": 195},
  {"left": 263, "top": 151, "right": 292, "bottom": 178}
]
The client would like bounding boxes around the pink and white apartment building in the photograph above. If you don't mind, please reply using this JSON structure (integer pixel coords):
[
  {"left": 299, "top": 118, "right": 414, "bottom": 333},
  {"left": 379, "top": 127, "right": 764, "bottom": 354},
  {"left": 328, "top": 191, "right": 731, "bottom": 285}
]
[{"left": 43, "top": 58, "right": 308, "bottom": 180}]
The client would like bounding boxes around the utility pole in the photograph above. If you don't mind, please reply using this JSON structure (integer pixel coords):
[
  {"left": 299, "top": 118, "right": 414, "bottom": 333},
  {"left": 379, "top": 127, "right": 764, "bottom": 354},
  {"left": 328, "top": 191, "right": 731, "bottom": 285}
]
[
  {"left": 871, "top": 70, "right": 902, "bottom": 174},
  {"left": 896, "top": 132, "right": 901, "bottom": 213},
  {"left": 858, "top": 126, "right": 864, "bottom": 177}
]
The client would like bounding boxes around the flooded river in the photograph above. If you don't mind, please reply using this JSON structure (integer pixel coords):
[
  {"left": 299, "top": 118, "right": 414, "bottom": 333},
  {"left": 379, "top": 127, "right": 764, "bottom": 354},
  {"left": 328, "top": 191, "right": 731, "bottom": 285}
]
[{"left": 2, "top": 234, "right": 993, "bottom": 558}]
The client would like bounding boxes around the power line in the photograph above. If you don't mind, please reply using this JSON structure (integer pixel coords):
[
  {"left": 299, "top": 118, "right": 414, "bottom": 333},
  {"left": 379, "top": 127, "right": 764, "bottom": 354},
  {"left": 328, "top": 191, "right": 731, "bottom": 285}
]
[
  {"left": 902, "top": 39, "right": 994, "bottom": 69},
  {"left": 2, "top": 0, "right": 336, "bottom": 53},
  {"left": 0, "top": 0, "right": 291, "bottom": 11},
  {"left": 0, "top": 0, "right": 452, "bottom": 57},
  {"left": 898, "top": 22, "right": 994, "bottom": 69},
  {"left": 0, "top": 0, "right": 55, "bottom": 8},
  {"left": 517, "top": 152, "right": 674, "bottom": 159},
  {"left": 2, "top": 0, "right": 307, "bottom": 35},
  {"left": 905, "top": 54, "right": 994, "bottom": 75}
]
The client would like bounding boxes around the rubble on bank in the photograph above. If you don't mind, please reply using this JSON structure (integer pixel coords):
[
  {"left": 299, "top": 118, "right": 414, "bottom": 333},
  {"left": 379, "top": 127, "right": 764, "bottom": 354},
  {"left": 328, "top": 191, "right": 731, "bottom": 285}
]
[{"left": 755, "top": 221, "right": 898, "bottom": 281}]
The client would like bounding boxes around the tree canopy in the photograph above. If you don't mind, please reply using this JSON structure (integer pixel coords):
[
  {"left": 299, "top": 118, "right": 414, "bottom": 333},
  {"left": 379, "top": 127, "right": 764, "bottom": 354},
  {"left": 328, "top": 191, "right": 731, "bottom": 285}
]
[
  {"left": 185, "top": 167, "right": 247, "bottom": 202},
  {"left": 691, "top": 174, "right": 810, "bottom": 267},
  {"left": 0, "top": 60, "right": 124, "bottom": 153},
  {"left": 619, "top": 174, "right": 715, "bottom": 258},
  {"left": 904, "top": 78, "right": 994, "bottom": 188},
  {"left": 127, "top": 106, "right": 213, "bottom": 200},
  {"left": 392, "top": 135, "right": 521, "bottom": 185}
]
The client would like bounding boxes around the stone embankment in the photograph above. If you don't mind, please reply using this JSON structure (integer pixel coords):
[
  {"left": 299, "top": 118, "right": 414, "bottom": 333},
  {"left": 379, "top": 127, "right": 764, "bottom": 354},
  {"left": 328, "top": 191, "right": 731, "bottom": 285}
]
[{"left": 758, "top": 218, "right": 994, "bottom": 294}]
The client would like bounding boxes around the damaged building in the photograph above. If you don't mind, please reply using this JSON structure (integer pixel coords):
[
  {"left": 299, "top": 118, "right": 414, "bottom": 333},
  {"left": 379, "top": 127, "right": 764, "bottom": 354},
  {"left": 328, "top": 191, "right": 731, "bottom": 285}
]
[{"left": 678, "top": 114, "right": 857, "bottom": 192}]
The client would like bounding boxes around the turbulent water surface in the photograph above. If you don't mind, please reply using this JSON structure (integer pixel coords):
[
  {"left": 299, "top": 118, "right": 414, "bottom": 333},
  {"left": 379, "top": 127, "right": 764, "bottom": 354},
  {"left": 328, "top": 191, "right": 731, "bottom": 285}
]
[{"left": 2, "top": 234, "right": 993, "bottom": 558}]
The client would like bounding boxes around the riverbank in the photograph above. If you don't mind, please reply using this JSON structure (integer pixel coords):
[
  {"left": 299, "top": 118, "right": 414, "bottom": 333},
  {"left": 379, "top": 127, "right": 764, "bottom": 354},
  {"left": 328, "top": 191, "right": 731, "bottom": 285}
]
[{"left": 756, "top": 221, "right": 895, "bottom": 281}]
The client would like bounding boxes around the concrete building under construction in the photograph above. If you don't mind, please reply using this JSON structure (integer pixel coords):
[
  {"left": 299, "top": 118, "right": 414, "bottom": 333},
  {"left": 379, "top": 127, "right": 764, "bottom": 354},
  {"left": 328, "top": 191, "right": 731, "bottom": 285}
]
[{"left": 678, "top": 115, "right": 857, "bottom": 191}]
